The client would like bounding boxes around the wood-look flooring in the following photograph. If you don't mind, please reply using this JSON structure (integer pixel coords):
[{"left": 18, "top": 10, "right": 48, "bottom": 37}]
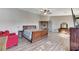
[{"left": 7, "top": 32, "right": 70, "bottom": 51}]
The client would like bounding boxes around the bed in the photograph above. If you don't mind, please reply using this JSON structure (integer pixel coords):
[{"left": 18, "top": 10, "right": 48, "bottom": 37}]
[{"left": 23, "top": 25, "right": 48, "bottom": 43}]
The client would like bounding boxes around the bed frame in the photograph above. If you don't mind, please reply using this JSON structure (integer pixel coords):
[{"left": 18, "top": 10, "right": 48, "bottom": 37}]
[{"left": 23, "top": 25, "right": 48, "bottom": 43}]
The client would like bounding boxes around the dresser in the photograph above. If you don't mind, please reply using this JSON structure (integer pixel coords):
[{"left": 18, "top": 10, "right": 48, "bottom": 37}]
[{"left": 59, "top": 28, "right": 69, "bottom": 33}]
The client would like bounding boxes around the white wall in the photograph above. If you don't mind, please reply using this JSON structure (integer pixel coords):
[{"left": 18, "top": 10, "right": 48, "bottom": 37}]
[
  {"left": 39, "top": 15, "right": 74, "bottom": 32},
  {"left": 0, "top": 8, "right": 75, "bottom": 34},
  {"left": 49, "top": 16, "right": 74, "bottom": 32},
  {"left": 40, "top": 15, "right": 49, "bottom": 21},
  {"left": 0, "top": 8, "right": 40, "bottom": 34}
]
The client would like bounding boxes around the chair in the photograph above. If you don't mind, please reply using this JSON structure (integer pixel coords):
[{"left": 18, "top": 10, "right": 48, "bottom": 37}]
[
  {"left": 0, "top": 36, "right": 7, "bottom": 51},
  {"left": 0, "top": 31, "right": 3, "bottom": 36},
  {"left": 0, "top": 30, "right": 18, "bottom": 49},
  {"left": 6, "top": 33, "right": 18, "bottom": 48}
]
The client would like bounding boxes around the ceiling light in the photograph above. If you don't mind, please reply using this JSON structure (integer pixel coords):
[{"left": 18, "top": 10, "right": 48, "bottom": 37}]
[
  {"left": 44, "top": 12, "right": 47, "bottom": 15},
  {"left": 40, "top": 8, "right": 52, "bottom": 15}
]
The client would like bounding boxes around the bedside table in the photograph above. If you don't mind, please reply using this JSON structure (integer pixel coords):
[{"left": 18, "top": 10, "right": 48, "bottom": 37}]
[{"left": 18, "top": 31, "right": 23, "bottom": 43}]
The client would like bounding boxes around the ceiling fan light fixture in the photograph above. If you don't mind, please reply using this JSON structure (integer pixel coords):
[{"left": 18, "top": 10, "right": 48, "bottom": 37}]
[
  {"left": 40, "top": 8, "right": 52, "bottom": 15},
  {"left": 44, "top": 12, "right": 47, "bottom": 15}
]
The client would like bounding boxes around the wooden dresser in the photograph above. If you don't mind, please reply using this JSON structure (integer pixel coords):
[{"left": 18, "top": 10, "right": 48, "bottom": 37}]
[
  {"left": 70, "top": 28, "right": 79, "bottom": 51},
  {"left": 59, "top": 28, "right": 69, "bottom": 33}
]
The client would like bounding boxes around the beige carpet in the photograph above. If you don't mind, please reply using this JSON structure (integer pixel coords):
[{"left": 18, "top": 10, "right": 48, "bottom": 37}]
[{"left": 7, "top": 32, "right": 70, "bottom": 51}]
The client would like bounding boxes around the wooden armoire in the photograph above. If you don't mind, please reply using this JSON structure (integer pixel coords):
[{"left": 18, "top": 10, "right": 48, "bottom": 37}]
[
  {"left": 70, "top": 8, "right": 79, "bottom": 51},
  {"left": 39, "top": 21, "right": 48, "bottom": 30},
  {"left": 70, "top": 28, "right": 79, "bottom": 51}
]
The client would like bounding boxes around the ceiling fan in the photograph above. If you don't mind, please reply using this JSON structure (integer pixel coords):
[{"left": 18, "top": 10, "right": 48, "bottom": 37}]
[{"left": 40, "top": 8, "right": 52, "bottom": 15}]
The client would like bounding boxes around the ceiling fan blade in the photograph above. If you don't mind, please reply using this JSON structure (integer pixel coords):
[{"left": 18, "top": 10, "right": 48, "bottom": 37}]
[{"left": 40, "top": 9, "right": 52, "bottom": 15}]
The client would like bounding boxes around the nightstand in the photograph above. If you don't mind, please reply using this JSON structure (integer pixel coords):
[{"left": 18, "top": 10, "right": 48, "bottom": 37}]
[{"left": 18, "top": 31, "right": 23, "bottom": 43}]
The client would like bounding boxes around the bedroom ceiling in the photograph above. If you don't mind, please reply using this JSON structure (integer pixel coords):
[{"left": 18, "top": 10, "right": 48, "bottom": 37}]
[{"left": 20, "top": 8, "right": 79, "bottom": 16}]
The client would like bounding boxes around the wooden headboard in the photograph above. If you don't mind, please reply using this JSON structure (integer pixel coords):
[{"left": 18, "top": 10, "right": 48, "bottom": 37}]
[{"left": 23, "top": 25, "right": 36, "bottom": 30}]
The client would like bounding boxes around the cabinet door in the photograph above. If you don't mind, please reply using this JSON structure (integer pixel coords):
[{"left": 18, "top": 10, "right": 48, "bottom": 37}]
[
  {"left": 70, "top": 29, "right": 78, "bottom": 51},
  {"left": 76, "top": 29, "right": 79, "bottom": 50}
]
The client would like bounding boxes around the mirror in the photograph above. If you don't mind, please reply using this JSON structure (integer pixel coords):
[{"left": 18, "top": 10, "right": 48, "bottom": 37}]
[
  {"left": 60, "top": 22, "right": 68, "bottom": 28},
  {"left": 75, "top": 19, "right": 79, "bottom": 28}
]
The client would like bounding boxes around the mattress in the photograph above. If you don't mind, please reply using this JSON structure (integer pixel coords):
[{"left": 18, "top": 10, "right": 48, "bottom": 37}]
[{"left": 23, "top": 30, "right": 32, "bottom": 40}]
